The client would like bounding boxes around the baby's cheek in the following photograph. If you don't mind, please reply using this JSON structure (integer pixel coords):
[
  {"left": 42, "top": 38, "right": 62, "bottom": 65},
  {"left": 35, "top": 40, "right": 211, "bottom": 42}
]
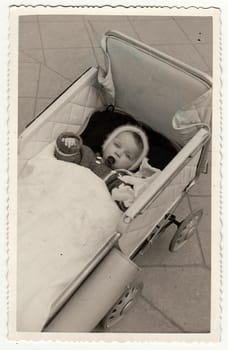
[{"left": 117, "top": 160, "right": 129, "bottom": 170}]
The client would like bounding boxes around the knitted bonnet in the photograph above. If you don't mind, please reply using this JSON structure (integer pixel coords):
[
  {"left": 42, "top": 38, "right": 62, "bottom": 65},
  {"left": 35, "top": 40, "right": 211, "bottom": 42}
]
[{"left": 102, "top": 124, "right": 149, "bottom": 171}]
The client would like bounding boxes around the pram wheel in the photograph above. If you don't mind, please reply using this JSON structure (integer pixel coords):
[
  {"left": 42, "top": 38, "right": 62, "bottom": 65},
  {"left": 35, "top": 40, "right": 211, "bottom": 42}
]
[
  {"left": 169, "top": 209, "right": 203, "bottom": 252},
  {"left": 101, "top": 282, "right": 143, "bottom": 329}
]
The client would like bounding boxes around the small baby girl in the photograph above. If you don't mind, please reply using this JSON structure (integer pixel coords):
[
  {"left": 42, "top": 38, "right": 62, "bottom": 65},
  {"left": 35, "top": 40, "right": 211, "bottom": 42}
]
[{"left": 54, "top": 125, "right": 149, "bottom": 210}]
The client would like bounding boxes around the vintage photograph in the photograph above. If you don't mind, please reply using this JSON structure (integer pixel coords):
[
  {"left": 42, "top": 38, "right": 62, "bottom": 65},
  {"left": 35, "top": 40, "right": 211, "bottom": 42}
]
[{"left": 8, "top": 6, "right": 221, "bottom": 341}]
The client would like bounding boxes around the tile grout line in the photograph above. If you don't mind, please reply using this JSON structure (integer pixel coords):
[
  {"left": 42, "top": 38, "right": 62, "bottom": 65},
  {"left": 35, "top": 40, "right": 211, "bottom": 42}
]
[
  {"left": 192, "top": 43, "right": 211, "bottom": 72},
  {"left": 172, "top": 17, "right": 195, "bottom": 45},
  {"left": 37, "top": 64, "right": 73, "bottom": 84},
  {"left": 31, "top": 62, "right": 42, "bottom": 120},
  {"left": 21, "top": 56, "right": 74, "bottom": 84},
  {"left": 172, "top": 16, "right": 212, "bottom": 72},
  {"left": 172, "top": 17, "right": 210, "bottom": 71},
  {"left": 19, "top": 59, "right": 73, "bottom": 88},
  {"left": 36, "top": 16, "right": 47, "bottom": 66},
  {"left": 83, "top": 17, "right": 101, "bottom": 67},
  {"left": 19, "top": 49, "right": 43, "bottom": 65},
  {"left": 186, "top": 193, "right": 208, "bottom": 267},
  {"left": 126, "top": 16, "right": 141, "bottom": 41},
  {"left": 195, "top": 227, "right": 210, "bottom": 268},
  {"left": 139, "top": 295, "right": 186, "bottom": 332},
  {"left": 36, "top": 17, "right": 76, "bottom": 82}
]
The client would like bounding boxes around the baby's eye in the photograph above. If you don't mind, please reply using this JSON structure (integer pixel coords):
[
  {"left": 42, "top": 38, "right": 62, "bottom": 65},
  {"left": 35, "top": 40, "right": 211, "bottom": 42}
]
[
  {"left": 114, "top": 141, "right": 121, "bottom": 148},
  {"left": 126, "top": 152, "right": 133, "bottom": 160}
]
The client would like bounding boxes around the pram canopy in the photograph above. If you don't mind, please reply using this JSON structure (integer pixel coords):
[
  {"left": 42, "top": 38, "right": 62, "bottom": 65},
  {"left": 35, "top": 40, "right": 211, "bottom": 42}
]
[{"left": 98, "top": 31, "right": 211, "bottom": 147}]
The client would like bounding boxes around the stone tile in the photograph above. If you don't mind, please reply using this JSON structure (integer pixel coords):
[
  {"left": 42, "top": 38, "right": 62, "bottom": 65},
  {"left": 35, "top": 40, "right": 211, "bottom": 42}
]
[
  {"left": 94, "top": 47, "right": 106, "bottom": 70},
  {"left": 131, "top": 20, "right": 190, "bottom": 45},
  {"left": 19, "top": 15, "right": 38, "bottom": 22},
  {"left": 205, "top": 69, "right": 212, "bottom": 77},
  {"left": 207, "top": 147, "right": 212, "bottom": 166},
  {"left": 189, "top": 168, "right": 211, "bottom": 196},
  {"left": 128, "top": 16, "right": 173, "bottom": 21},
  {"left": 18, "top": 98, "right": 36, "bottom": 135},
  {"left": 19, "top": 22, "right": 42, "bottom": 49},
  {"left": 103, "top": 296, "right": 181, "bottom": 333},
  {"left": 189, "top": 196, "right": 211, "bottom": 234},
  {"left": 44, "top": 48, "right": 97, "bottom": 81},
  {"left": 174, "top": 17, "right": 212, "bottom": 44},
  {"left": 152, "top": 44, "right": 209, "bottom": 72},
  {"left": 39, "top": 22, "right": 91, "bottom": 48},
  {"left": 85, "top": 15, "right": 128, "bottom": 21},
  {"left": 208, "top": 149, "right": 212, "bottom": 166},
  {"left": 19, "top": 49, "right": 45, "bottom": 64},
  {"left": 38, "top": 15, "right": 83, "bottom": 22},
  {"left": 19, "top": 51, "right": 36, "bottom": 63},
  {"left": 198, "top": 230, "right": 211, "bottom": 268},
  {"left": 86, "top": 19, "right": 138, "bottom": 47},
  {"left": 37, "top": 65, "right": 71, "bottom": 98},
  {"left": 22, "top": 49, "right": 45, "bottom": 64},
  {"left": 35, "top": 97, "right": 54, "bottom": 117},
  {"left": 18, "top": 62, "right": 40, "bottom": 97},
  {"left": 134, "top": 224, "right": 204, "bottom": 267},
  {"left": 173, "top": 194, "right": 191, "bottom": 220},
  {"left": 141, "top": 266, "right": 211, "bottom": 332},
  {"left": 194, "top": 43, "right": 213, "bottom": 71}
]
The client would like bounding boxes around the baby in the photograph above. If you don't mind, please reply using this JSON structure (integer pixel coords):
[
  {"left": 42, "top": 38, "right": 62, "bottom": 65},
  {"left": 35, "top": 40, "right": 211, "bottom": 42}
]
[{"left": 55, "top": 125, "right": 149, "bottom": 210}]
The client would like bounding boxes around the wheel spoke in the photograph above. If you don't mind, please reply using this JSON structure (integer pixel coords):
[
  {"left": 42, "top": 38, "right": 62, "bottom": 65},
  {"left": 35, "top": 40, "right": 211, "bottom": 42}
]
[
  {"left": 169, "top": 209, "right": 203, "bottom": 252},
  {"left": 102, "top": 283, "right": 143, "bottom": 328}
]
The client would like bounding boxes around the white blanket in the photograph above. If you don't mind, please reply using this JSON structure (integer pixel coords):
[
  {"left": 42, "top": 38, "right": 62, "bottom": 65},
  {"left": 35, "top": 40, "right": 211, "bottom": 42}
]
[{"left": 17, "top": 143, "right": 121, "bottom": 331}]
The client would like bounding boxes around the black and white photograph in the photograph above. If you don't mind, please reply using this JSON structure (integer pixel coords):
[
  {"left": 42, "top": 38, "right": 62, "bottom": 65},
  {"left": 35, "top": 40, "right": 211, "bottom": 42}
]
[{"left": 7, "top": 6, "right": 221, "bottom": 342}]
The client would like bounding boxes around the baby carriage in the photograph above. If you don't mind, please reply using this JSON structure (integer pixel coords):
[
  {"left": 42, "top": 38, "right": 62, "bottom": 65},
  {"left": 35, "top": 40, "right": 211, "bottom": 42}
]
[{"left": 17, "top": 30, "right": 212, "bottom": 332}]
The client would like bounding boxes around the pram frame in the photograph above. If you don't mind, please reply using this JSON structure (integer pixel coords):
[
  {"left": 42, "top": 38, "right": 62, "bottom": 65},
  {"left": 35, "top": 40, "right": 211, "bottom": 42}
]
[
  {"left": 17, "top": 31, "right": 212, "bottom": 332},
  {"left": 122, "top": 128, "right": 210, "bottom": 222}
]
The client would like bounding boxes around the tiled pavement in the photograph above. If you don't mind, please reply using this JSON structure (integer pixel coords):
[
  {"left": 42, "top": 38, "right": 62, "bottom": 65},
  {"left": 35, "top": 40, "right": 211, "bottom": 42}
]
[{"left": 18, "top": 14, "right": 212, "bottom": 333}]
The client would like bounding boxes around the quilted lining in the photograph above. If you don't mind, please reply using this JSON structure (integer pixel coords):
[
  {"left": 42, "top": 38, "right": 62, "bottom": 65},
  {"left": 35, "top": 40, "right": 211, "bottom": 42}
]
[{"left": 18, "top": 75, "right": 104, "bottom": 170}]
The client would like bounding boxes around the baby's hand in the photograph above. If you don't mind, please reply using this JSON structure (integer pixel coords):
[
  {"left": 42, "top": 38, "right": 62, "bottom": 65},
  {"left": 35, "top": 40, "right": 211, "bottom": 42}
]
[
  {"left": 111, "top": 184, "right": 135, "bottom": 211},
  {"left": 62, "top": 137, "right": 76, "bottom": 148}
]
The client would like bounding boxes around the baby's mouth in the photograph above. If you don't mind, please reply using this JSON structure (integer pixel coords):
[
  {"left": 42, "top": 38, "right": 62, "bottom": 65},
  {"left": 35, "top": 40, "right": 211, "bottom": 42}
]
[{"left": 105, "top": 156, "right": 115, "bottom": 168}]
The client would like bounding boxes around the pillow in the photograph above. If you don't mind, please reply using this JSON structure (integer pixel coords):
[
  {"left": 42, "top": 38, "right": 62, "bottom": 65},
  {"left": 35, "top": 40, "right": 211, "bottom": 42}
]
[{"left": 172, "top": 89, "right": 212, "bottom": 146}]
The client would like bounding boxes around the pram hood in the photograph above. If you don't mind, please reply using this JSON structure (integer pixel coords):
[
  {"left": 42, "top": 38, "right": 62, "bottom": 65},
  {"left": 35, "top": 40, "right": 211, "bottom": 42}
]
[{"left": 98, "top": 30, "right": 212, "bottom": 148}]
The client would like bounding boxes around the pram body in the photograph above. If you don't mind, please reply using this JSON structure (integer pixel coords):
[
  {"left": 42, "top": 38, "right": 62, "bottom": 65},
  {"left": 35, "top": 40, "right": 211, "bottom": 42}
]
[{"left": 18, "top": 31, "right": 212, "bottom": 332}]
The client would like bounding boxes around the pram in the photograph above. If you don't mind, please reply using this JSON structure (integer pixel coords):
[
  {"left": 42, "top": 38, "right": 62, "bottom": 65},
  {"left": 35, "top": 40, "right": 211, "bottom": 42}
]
[{"left": 17, "top": 31, "right": 212, "bottom": 332}]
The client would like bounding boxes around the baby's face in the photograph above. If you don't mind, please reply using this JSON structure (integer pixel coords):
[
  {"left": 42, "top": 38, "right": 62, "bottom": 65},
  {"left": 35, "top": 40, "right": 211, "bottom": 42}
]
[{"left": 103, "top": 131, "right": 141, "bottom": 170}]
